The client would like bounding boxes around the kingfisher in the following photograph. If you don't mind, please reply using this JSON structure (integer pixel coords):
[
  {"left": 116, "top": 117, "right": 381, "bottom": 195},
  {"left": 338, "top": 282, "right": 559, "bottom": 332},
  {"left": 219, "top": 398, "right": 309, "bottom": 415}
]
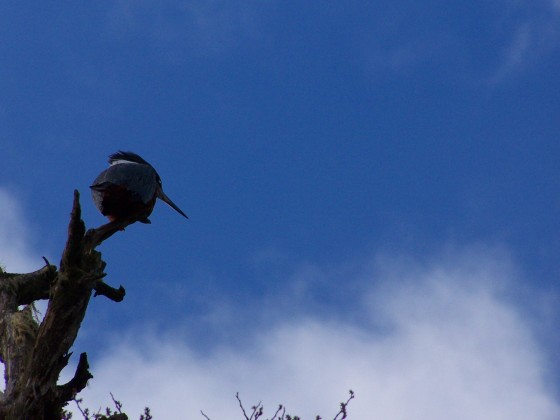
[{"left": 90, "top": 151, "right": 188, "bottom": 224}]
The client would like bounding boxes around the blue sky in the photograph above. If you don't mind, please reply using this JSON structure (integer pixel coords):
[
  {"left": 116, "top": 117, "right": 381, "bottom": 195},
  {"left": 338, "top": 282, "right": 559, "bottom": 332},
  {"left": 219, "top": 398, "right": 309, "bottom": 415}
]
[{"left": 1, "top": 1, "right": 559, "bottom": 418}]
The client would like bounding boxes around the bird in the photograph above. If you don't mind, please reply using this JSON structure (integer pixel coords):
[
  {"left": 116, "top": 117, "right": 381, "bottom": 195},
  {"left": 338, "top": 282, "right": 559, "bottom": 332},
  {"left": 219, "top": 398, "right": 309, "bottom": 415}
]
[{"left": 90, "top": 151, "right": 188, "bottom": 224}]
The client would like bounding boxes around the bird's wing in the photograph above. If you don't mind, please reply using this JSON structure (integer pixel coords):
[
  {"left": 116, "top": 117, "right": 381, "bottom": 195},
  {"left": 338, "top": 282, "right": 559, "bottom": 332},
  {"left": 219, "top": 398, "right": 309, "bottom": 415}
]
[{"left": 91, "top": 163, "right": 158, "bottom": 204}]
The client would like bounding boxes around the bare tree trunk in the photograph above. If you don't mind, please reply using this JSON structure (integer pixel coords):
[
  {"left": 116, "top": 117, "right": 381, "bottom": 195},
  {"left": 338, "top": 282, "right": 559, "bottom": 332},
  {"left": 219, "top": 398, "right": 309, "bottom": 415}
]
[{"left": 0, "top": 191, "right": 130, "bottom": 419}]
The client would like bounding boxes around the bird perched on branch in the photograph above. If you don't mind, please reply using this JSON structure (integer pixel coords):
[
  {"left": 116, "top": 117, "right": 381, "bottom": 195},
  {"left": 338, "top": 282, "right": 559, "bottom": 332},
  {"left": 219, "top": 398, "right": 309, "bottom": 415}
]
[{"left": 90, "top": 151, "right": 188, "bottom": 224}]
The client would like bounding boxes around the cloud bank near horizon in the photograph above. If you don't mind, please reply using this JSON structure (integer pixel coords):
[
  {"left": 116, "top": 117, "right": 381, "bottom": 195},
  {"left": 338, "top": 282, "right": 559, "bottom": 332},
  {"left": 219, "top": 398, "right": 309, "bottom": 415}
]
[{"left": 73, "top": 248, "right": 559, "bottom": 420}]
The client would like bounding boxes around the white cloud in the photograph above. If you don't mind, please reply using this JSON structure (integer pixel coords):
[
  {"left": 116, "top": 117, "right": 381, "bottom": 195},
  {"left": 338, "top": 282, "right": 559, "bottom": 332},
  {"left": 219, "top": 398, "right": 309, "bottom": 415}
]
[
  {"left": 73, "top": 247, "right": 559, "bottom": 420},
  {"left": 0, "top": 188, "right": 40, "bottom": 272}
]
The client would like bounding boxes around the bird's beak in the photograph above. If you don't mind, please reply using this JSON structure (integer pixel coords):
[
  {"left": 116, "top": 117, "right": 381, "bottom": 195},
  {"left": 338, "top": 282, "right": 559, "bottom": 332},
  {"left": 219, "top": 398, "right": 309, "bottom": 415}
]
[{"left": 157, "top": 189, "right": 189, "bottom": 219}]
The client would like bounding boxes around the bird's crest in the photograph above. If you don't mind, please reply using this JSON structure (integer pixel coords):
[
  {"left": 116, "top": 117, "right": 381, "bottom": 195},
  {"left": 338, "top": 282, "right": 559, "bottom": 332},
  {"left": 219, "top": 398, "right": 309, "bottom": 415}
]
[{"left": 109, "top": 151, "right": 150, "bottom": 166}]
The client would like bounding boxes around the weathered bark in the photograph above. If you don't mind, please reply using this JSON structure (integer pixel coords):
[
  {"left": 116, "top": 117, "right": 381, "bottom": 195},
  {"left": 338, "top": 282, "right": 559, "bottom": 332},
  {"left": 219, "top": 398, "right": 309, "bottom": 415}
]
[{"left": 0, "top": 190, "right": 128, "bottom": 419}]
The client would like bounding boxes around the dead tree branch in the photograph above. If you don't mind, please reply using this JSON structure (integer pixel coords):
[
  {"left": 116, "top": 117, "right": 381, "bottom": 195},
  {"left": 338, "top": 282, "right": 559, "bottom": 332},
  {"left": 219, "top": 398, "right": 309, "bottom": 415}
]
[{"left": 0, "top": 190, "right": 128, "bottom": 419}]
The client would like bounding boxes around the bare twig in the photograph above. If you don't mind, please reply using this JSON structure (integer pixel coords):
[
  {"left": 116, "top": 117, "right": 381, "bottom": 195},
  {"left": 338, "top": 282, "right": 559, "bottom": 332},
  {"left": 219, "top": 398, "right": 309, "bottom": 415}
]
[
  {"left": 140, "top": 407, "right": 153, "bottom": 420},
  {"left": 270, "top": 404, "right": 284, "bottom": 420},
  {"left": 200, "top": 410, "right": 211, "bottom": 420},
  {"left": 110, "top": 393, "right": 123, "bottom": 414},
  {"left": 236, "top": 393, "right": 251, "bottom": 420},
  {"left": 250, "top": 401, "right": 263, "bottom": 420},
  {"left": 333, "top": 390, "right": 354, "bottom": 420},
  {"left": 73, "top": 398, "right": 90, "bottom": 420}
]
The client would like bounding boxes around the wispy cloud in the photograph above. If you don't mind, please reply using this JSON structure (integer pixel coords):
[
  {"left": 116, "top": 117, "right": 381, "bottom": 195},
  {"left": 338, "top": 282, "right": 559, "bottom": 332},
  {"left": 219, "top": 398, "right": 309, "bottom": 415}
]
[
  {"left": 106, "top": 0, "right": 270, "bottom": 57},
  {"left": 363, "top": 0, "right": 560, "bottom": 83},
  {"left": 489, "top": 8, "right": 560, "bottom": 83},
  {"left": 72, "top": 246, "right": 559, "bottom": 419}
]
